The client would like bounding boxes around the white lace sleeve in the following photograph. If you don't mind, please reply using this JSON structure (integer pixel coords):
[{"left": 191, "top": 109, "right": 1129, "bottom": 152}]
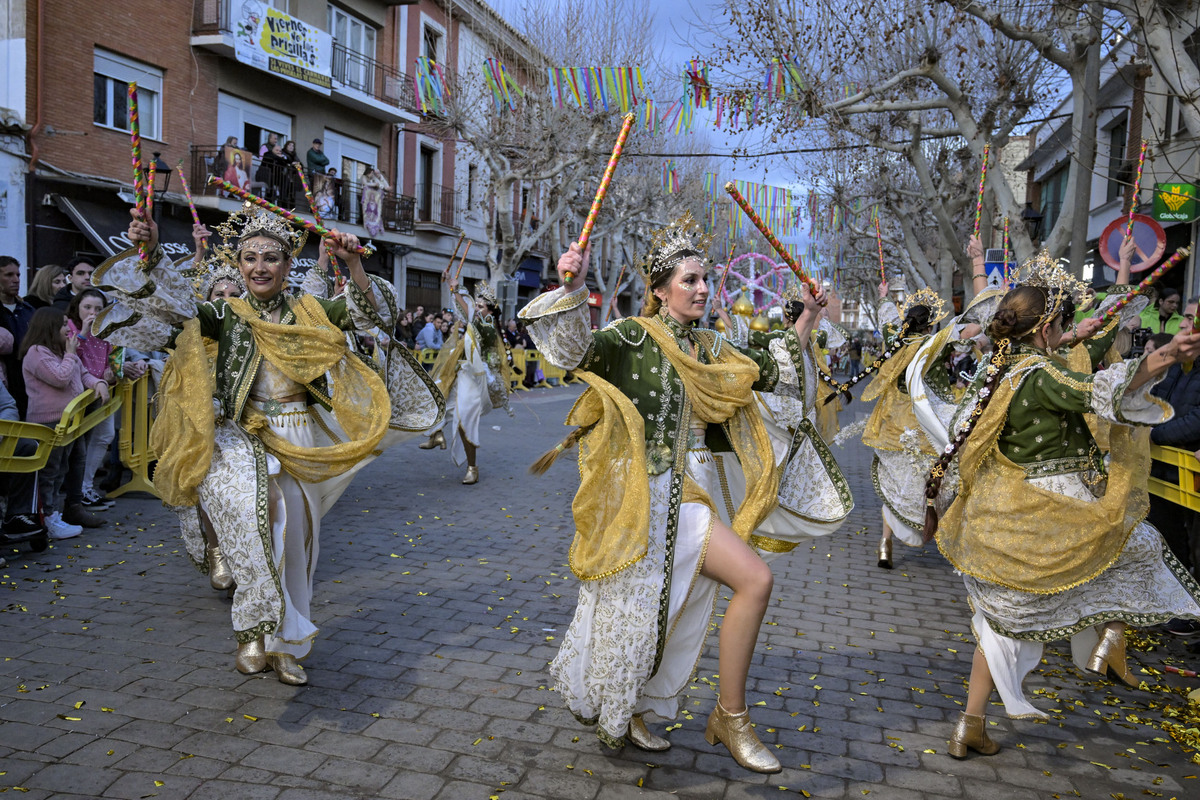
[
  {"left": 819, "top": 318, "right": 847, "bottom": 350},
  {"left": 765, "top": 330, "right": 807, "bottom": 406},
  {"left": 91, "top": 245, "right": 199, "bottom": 349},
  {"left": 724, "top": 314, "right": 749, "bottom": 348},
  {"left": 1090, "top": 357, "right": 1173, "bottom": 426},
  {"left": 345, "top": 276, "right": 396, "bottom": 333},
  {"left": 518, "top": 286, "right": 592, "bottom": 369},
  {"left": 1096, "top": 285, "right": 1151, "bottom": 328},
  {"left": 878, "top": 300, "right": 902, "bottom": 328}
]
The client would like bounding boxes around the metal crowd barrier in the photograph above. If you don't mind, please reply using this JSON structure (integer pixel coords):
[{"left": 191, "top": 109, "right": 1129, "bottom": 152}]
[{"left": 1149, "top": 445, "right": 1200, "bottom": 511}]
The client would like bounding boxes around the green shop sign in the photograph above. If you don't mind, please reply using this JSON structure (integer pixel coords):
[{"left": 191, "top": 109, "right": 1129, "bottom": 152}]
[{"left": 1153, "top": 182, "right": 1196, "bottom": 222}]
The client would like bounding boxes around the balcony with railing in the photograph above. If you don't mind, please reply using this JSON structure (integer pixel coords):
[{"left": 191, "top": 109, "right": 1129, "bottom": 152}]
[
  {"left": 415, "top": 184, "right": 459, "bottom": 230},
  {"left": 190, "top": 145, "right": 415, "bottom": 236},
  {"left": 191, "top": 1, "right": 419, "bottom": 122}
]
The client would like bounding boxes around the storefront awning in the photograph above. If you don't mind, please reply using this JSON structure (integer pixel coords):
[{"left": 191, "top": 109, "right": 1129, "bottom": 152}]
[{"left": 52, "top": 195, "right": 202, "bottom": 260}]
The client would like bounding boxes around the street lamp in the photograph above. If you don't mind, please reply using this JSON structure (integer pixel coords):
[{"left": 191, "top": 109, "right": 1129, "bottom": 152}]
[
  {"left": 144, "top": 152, "right": 172, "bottom": 221},
  {"left": 1021, "top": 201, "right": 1044, "bottom": 242}
]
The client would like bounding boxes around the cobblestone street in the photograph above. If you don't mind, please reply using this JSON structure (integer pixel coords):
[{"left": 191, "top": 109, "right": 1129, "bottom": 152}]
[{"left": 3, "top": 385, "right": 1200, "bottom": 799}]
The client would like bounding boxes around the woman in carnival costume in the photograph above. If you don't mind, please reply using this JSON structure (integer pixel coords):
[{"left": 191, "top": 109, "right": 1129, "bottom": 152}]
[
  {"left": 924, "top": 251, "right": 1200, "bottom": 758},
  {"left": 519, "top": 213, "right": 825, "bottom": 773},
  {"left": 417, "top": 279, "right": 513, "bottom": 484},
  {"left": 93, "top": 206, "right": 443, "bottom": 684},
  {"left": 717, "top": 284, "right": 855, "bottom": 560}
]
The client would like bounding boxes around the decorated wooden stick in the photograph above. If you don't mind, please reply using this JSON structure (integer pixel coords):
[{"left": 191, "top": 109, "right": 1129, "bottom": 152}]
[
  {"left": 128, "top": 82, "right": 148, "bottom": 265},
  {"left": 441, "top": 232, "right": 466, "bottom": 281},
  {"left": 175, "top": 161, "right": 201, "bottom": 226},
  {"left": 725, "top": 182, "right": 824, "bottom": 304},
  {"left": 874, "top": 214, "right": 886, "bottom": 283},
  {"left": 568, "top": 112, "right": 636, "bottom": 281},
  {"left": 206, "top": 177, "right": 375, "bottom": 256},
  {"left": 973, "top": 142, "right": 990, "bottom": 239},
  {"left": 1001, "top": 216, "right": 1010, "bottom": 286},
  {"left": 294, "top": 165, "right": 341, "bottom": 277},
  {"left": 716, "top": 241, "right": 738, "bottom": 304},
  {"left": 1126, "top": 139, "right": 1148, "bottom": 238},
  {"left": 1097, "top": 245, "right": 1191, "bottom": 327},
  {"left": 453, "top": 240, "right": 473, "bottom": 282}
]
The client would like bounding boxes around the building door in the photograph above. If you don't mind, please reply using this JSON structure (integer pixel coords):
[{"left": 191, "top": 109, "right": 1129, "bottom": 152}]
[
  {"left": 217, "top": 92, "right": 291, "bottom": 157},
  {"left": 321, "top": 130, "right": 378, "bottom": 228}
]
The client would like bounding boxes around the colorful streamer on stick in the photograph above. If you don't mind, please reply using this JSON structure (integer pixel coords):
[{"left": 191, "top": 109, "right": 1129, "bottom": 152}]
[
  {"left": 175, "top": 161, "right": 201, "bottom": 227},
  {"left": 1097, "top": 245, "right": 1191, "bottom": 327},
  {"left": 724, "top": 182, "right": 823, "bottom": 305},
  {"left": 973, "top": 142, "right": 990, "bottom": 239},
  {"left": 294, "top": 165, "right": 341, "bottom": 277},
  {"left": 128, "top": 82, "right": 148, "bottom": 265},
  {"left": 568, "top": 113, "right": 636, "bottom": 282},
  {"left": 874, "top": 215, "right": 886, "bottom": 284},
  {"left": 207, "top": 177, "right": 375, "bottom": 256},
  {"left": 1127, "top": 139, "right": 1148, "bottom": 238}
]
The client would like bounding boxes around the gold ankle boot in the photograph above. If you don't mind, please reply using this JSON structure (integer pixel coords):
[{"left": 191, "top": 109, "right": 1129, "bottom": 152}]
[
  {"left": 267, "top": 653, "right": 307, "bottom": 685},
  {"left": 207, "top": 545, "right": 234, "bottom": 591},
  {"left": 948, "top": 711, "right": 1000, "bottom": 758},
  {"left": 628, "top": 715, "right": 670, "bottom": 751},
  {"left": 704, "top": 698, "right": 781, "bottom": 773},
  {"left": 419, "top": 430, "right": 446, "bottom": 450},
  {"left": 235, "top": 637, "right": 267, "bottom": 674},
  {"left": 462, "top": 466, "right": 478, "bottom": 485},
  {"left": 877, "top": 534, "right": 893, "bottom": 569},
  {"left": 1087, "top": 625, "right": 1139, "bottom": 687}
]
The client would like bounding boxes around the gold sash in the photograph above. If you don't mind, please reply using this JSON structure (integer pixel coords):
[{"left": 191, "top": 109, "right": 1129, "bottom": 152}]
[
  {"left": 861, "top": 338, "right": 935, "bottom": 454},
  {"left": 936, "top": 355, "right": 1150, "bottom": 594},
  {"left": 150, "top": 295, "right": 390, "bottom": 504},
  {"left": 565, "top": 318, "right": 779, "bottom": 580}
]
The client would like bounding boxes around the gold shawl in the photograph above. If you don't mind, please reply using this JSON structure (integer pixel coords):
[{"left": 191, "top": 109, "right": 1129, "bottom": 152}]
[
  {"left": 861, "top": 338, "right": 934, "bottom": 454},
  {"left": 430, "top": 327, "right": 465, "bottom": 398},
  {"left": 150, "top": 295, "right": 391, "bottom": 504},
  {"left": 150, "top": 318, "right": 214, "bottom": 506},
  {"left": 935, "top": 355, "right": 1150, "bottom": 594},
  {"left": 229, "top": 296, "right": 390, "bottom": 483},
  {"left": 565, "top": 318, "right": 779, "bottom": 581}
]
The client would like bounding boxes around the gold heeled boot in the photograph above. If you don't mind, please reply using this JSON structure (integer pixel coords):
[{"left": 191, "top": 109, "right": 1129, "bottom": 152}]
[
  {"left": 947, "top": 711, "right": 1000, "bottom": 758},
  {"left": 267, "top": 653, "right": 308, "bottom": 685},
  {"left": 462, "top": 466, "right": 478, "bottom": 485},
  {"left": 207, "top": 545, "right": 234, "bottom": 591},
  {"left": 628, "top": 715, "right": 670, "bottom": 751},
  {"left": 235, "top": 637, "right": 267, "bottom": 674},
  {"left": 704, "top": 698, "right": 781, "bottom": 773},
  {"left": 419, "top": 430, "right": 446, "bottom": 450},
  {"left": 1087, "top": 625, "right": 1139, "bottom": 687},
  {"left": 877, "top": 534, "right": 893, "bottom": 569}
]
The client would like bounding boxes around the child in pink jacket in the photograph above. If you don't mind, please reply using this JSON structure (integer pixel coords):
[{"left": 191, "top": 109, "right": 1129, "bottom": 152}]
[{"left": 20, "top": 307, "right": 109, "bottom": 539}]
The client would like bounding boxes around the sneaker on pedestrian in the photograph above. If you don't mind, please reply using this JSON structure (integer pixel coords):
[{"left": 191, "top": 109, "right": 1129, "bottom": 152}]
[
  {"left": 1164, "top": 618, "right": 1200, "bottom": 637},
  {"left": 62, "top": 504, "right": 104, "bottom": 528},
  {"left": 0, "top": 556, "right": 6, "bottom": 568},
  {"left": 46, "top": 512, "right": 83, "bottom": 540},
  {"left": 81, "top": 490, "right": 114, "bottom": 511},
  {"left": 1, "top": 514, "right": 47, "bottom": 541}
]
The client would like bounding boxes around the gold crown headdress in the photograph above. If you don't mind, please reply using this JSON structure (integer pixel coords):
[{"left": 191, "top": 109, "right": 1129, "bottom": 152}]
[
  {"left": 214, "top": 204, "right": 307, "bottom": 258},
  {"left": 899, "top": 287, "right": 949, "bottom": 326},
  {"left": 781, "top": 283, "right": 804, "bottom": 304},
  {"left": 473, "top": 281, "right": 498, "bottom": 307},
  {"left": 184, "top": 255, "right": 245, "bottom": 302},
  {"left": 1012, "top": 250, "right": 1092, "bottom": 335},
  {"left": 636, "top": 211, "right": 715, "bottom": 278}
]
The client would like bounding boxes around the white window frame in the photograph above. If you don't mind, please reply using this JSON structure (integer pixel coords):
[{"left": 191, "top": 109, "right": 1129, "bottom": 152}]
[
  {"left": 328, "top": 3, "right": 377, "bottom": 59},
  {"left": 93, "top": 49, "right": 162, "bottom": 141},
  {"left": 420, "top": 14, "right": 446, "bottom": 64}
]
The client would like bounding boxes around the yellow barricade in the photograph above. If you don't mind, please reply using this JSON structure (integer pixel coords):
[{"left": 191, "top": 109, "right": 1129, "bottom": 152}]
[
  {"left": 1149, "top": 444, "right": 1200, "bottom": 512},
  {"left": 509, "top": 348, "right": 529, "bottom": 391},
  {"left": 109, "top": 374, "right": 159, "bottom": 499},
  {"left": 522, "top": 350, "right": 553, "bottom": 389},
  {"left": 0, "top": 387, "right": 122, "bottom": 473},
  {"left": 419, "top": 348, "right": 439, "bottom": 366}
]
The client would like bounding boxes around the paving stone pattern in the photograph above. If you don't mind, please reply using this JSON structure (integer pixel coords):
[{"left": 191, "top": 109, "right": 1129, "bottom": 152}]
[{"left": 3, "top": 385, "right": 1200, "bottom": 799}]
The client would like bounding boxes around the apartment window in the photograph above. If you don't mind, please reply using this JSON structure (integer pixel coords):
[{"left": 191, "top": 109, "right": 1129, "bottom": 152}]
[
  {"left": 418, "top": 145, "right": 437, "bottom": 221},
  {"left": 329, "top": 4, "right": 377, "bottom": 92},
  {"left": 467, "top": 164, "right": 477, "bottom": 208},
  {"left": 93, "top": 49, "right": 161, "bottom": 140},
  {"left": 1105, "top": 117, "right": 1128, "bottom": 204},
  {"left": 1040, "top": 165, "right": 1069, "bottom": 235},
  {"left": 423, "top": 24, "right": 442, "bottom": 63}
]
